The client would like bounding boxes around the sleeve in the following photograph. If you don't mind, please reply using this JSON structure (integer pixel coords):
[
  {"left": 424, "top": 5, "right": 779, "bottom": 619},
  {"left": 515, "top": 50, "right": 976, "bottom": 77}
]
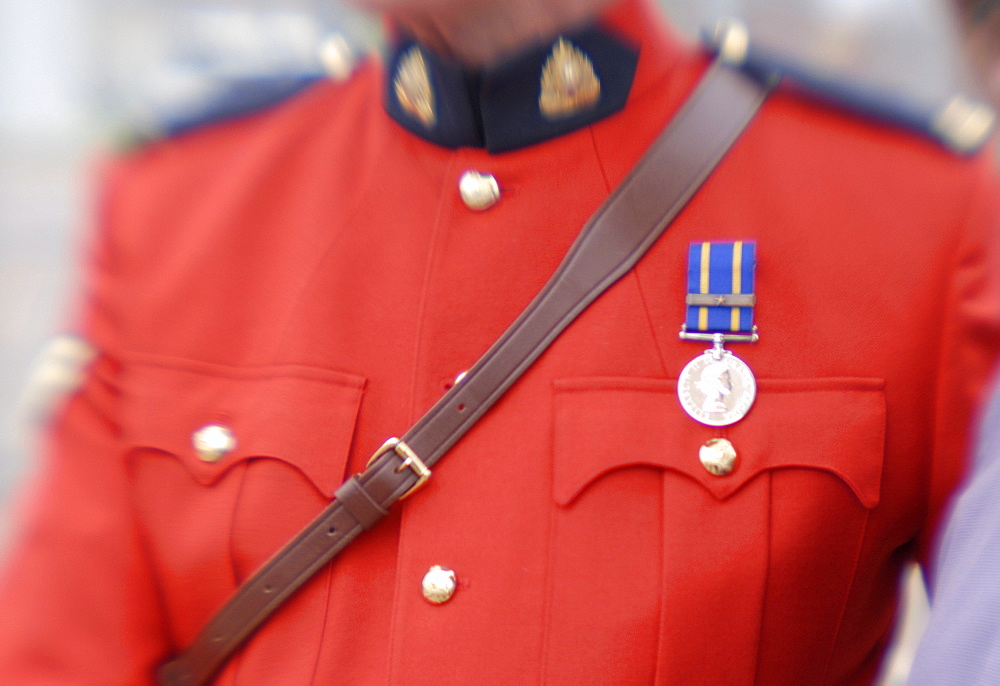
[
  {"left": 921, "top": 152, "right": 1000, "bottom": 572},
  {"left": 0, "top": 158, "right": 171, "bottom": 684}
]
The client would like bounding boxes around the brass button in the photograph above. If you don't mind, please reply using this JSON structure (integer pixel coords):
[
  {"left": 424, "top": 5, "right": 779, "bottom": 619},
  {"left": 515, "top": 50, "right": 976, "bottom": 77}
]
[
  {"left": 459, "top": 171, "right": 500, "bottom": 211},
  {"left": 700, "top": 438, "right": 737, "bottom": 476},
  {"left": 192, "top": 424, "right": 237, "bottom": 463},
  {"left": 421, "top": 565, "right": 457, "bottom": 604},
  {"left": 319, "top": 34, "right": 356, "bottom": 82}
]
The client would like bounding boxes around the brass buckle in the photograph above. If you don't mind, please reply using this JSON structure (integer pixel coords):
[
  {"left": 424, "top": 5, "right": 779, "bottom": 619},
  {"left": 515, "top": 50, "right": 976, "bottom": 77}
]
[{"left": 367, "top": 438, "right": 431, "bottom": 500}]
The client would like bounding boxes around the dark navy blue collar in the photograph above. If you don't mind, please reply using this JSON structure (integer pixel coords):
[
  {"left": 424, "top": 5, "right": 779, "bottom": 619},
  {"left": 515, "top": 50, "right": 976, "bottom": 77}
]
[{"left": 384, "top": 25, "right": 639, "bottom": 153}]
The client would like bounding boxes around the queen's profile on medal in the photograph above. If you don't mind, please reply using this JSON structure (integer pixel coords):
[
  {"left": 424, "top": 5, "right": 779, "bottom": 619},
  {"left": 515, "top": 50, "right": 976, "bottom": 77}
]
[
  {"left": 678, "top": 348, "right": 756, "bottom": 427},
  {"left": 696, "top": 361, "right": 733, "bottom": 414}
]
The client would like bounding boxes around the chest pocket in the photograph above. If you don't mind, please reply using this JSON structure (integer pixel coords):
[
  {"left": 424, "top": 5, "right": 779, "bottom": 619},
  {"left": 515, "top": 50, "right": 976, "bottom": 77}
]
[
  {"left": 554, "top": 376, "right": 884, "bottom": 507},
  {"left": 542, "top": 375, "right": 886, "bottom": 684},
  {"left": 119, "top": 357, "right": 365, "bottom": 638}
]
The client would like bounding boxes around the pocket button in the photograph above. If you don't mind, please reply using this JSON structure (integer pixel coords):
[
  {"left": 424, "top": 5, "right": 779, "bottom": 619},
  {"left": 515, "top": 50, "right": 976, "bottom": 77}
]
[
  {"left": 192, "top": 424, "right": 237, "bottom": 463},
  {"left": 700, "top": 438, "right": 737, "bottom": 476}
]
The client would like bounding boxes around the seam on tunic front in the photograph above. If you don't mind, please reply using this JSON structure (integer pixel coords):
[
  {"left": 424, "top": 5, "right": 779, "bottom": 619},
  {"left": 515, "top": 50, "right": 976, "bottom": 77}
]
[
  {"left": 538, "top": 379, "right": 561, "bottom": 686},
  {"left": 226, "top": 461, "right": 250, "bottom": 686},
  {"left": 404, "top": 154, "right": 459, "bottom": 426},
  {"left": 652, "top": 469, "right": 667, "bottom": 683},
  {"left": 226, "top": 461, "right": 250, "bottom": 586},
  {"left": 268, "top": 111, "right": 394, "bottom": 367},
  {"left": 751, "top": 470, "right": 774, "bottom": 686},
  {"left": 586, "top": 125, "right": 614, "bottom": 194},
  {"left": 631, "top": 270, "right": 671, "bottom": 378},
  {"left": 819, "top": 508, "right": 872, "bottom": 683},
  {"left": 386, "top": 151, "right": 459, "bottom": 684},
  {"left": 121, "top": 409, "right": 176, "bottom": 656}
]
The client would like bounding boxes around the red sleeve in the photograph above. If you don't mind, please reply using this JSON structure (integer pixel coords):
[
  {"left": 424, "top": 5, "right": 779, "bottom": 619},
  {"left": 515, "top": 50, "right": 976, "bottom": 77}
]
[
  {"left": 0, "top": 157, "right": 170, "bottom": 684},
  {"left": 922, "top": 150, "right": 1000, "bottom": 576}
]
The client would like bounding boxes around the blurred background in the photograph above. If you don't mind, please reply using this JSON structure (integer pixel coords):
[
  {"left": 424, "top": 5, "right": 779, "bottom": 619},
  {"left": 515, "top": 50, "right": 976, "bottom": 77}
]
[{"left": 0, "top": 0, "right": 977, "bottom": 682}]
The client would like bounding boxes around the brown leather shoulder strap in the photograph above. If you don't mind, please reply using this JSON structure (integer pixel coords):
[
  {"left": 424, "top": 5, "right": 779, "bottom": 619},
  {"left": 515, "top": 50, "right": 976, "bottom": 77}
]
[{"left": 157, "top": 60, "right": 775, "bottom": 686}]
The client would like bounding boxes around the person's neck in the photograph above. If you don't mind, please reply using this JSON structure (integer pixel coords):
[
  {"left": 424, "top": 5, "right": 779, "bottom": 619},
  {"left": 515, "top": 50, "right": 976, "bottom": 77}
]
[{"left": 390, "top": 0, "right": 619, "bottom": 68}]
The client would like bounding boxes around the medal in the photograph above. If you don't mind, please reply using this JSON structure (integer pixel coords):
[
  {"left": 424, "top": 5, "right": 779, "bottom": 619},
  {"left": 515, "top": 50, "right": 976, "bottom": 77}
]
[
  {"left": 678, "top": 241, "right": 758, "bottom": 427},
  {"left": 678, "top": 335, "right": 756, "bottom": 426}
]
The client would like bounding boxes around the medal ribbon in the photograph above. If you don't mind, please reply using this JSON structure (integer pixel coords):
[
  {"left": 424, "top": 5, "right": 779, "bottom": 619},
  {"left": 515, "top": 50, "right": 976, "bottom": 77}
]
[{"left": 685, "top": 241, "right": 756, "bottom": 333}]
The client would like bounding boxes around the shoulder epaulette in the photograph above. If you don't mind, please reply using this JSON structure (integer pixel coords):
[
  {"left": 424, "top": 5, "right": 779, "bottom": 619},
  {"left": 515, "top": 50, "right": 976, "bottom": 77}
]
[
  {"left": 155, "top": 72, "right": 327, "bottom": 139},
  {"left": 703, "top": 19, "right": 995, "bottom": 155},
  {"left": 121, "top": 34, "right": 363, "bottom": 148}
]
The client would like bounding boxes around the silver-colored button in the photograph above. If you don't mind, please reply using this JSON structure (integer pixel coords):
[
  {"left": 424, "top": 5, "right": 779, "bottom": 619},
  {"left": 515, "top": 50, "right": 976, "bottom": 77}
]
[
  {"left": 192, "top": 424, "right": 237, "bottom": 463},
  {"left": 700, "top": 438, "right": 737, "bottom": 476},
  {"left": 459, "top": 171, "right": 500, "bottom": 211},
  {"left": 421, "top": 565, "right": 457, "bottom": 604},
  {"left": 454, "top": 370, "right": 469, "bottom": 386},
  {"left": 319, "top": 34, "right": 357, "bottom": 82}
]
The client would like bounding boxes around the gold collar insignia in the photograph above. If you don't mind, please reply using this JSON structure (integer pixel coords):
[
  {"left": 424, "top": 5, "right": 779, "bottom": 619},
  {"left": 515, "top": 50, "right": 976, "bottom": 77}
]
[
  {"left": 394, "top": 46, "right": 436, "bottom": 129},
  {"left": 539, "top": 38, "right": 602, "bottom": 120}
]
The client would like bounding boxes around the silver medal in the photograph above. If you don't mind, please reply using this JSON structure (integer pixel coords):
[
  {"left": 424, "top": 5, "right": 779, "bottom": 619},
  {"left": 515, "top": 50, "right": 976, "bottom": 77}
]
[{"left": 677, "top": 338, "right": 756, "bottom": 427}]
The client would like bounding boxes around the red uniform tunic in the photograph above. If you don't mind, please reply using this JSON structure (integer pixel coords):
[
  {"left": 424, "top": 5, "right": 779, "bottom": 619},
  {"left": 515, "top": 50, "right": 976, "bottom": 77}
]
[{"left": 1, "top": 0, "right": 999, "bottom": 683}]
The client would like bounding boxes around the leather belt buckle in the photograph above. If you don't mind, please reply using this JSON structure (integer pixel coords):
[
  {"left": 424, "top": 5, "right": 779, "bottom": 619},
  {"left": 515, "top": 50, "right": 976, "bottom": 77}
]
[{"left": 368, "top": 437, "right": 431, "bottom": 499}]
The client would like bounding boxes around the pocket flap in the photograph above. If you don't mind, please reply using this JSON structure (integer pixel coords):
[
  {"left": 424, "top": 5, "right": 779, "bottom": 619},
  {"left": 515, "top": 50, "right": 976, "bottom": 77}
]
[
  {"left": 121, "top": 357, "right": 366, "bottom": 497},
  {"left": 554, "top": 377, "right": 885, "bottom": 508}
]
